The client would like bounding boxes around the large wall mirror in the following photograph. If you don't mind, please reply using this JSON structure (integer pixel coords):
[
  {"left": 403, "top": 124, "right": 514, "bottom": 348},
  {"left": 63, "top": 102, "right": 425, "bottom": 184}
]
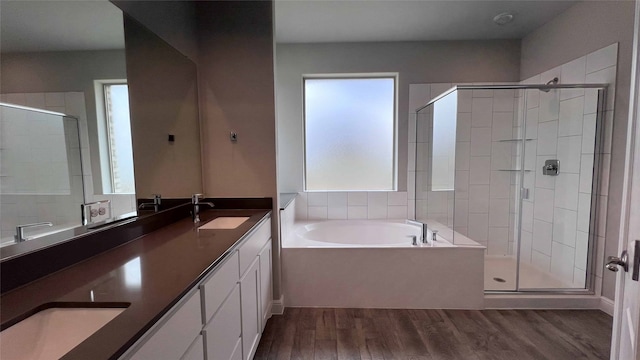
[{"left": 0, "top": 1, "right": 202, "bottom": 250}]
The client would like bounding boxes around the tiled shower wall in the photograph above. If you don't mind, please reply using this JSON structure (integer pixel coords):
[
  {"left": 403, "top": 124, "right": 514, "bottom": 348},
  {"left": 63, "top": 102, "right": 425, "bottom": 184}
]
[
  {"left": 0, "top": 92, "right": 136, "bottom": 243},
  {"left": 519, "top": 43, "right": 617, "bottom": 287}
]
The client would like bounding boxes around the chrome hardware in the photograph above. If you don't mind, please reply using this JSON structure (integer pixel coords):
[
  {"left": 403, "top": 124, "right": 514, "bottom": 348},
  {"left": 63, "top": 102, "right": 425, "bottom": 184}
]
[
  {"left": 542, "top": 159, "right": 560, "bottom": 176},
  {"left": 15, "top": 222, "right": 53, "bottom": 242},
  {"left": 406, "top": 219, "right": 428, "bottom": 244},
  {"left": 192, "top": 194, "right": 214, "bottom": 223},
  {"left": 521, "top": 188, "right": 530, "bottom": 200},
  {"left": 606, "top": 250, "right": 629, "bottom": 273},
  {"left": 409, "top": 235, "right": 418, "bottom": 246},
  {"left": 432, "top": 230, "right": 438, "bottom": 242},
  {"left": 138, "top": 194, "right": 162, "bottom": 212},
  {"left": 633, "top": 240, "right": 640, "bottom": 281}
]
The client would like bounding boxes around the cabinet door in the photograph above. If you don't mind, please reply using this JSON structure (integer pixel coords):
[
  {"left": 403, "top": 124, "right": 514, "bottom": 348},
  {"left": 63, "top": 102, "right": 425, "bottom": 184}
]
[
  {"left": 240, "top": 257, "right": 261, "bottom": 360},
  {"left": 258, "top": 240, "right": 272, "bottom": 330}
]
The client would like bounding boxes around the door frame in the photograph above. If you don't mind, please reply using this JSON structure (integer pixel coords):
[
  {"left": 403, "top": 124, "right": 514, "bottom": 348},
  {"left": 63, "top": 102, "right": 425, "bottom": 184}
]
[{"left": 611, "top": 0, "right": 640, "bottom": 358}]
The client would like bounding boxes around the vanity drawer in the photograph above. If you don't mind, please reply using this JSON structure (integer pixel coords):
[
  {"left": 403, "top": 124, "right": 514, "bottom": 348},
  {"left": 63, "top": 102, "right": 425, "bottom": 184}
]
[
  {"left": 181, "top": 335, "right": 204, "bottom": 360},
  {"left": 201, "top": 251, "right": 239, "bottom": 323},
  {"left": 238, "top": 218, "right": 271, "bottom": 276},
  {"left": 130, "top": 290, "right": 202, "bottom": 360},
  {"left": 203, "top": 284, "right": 241, "bottom": 360}
]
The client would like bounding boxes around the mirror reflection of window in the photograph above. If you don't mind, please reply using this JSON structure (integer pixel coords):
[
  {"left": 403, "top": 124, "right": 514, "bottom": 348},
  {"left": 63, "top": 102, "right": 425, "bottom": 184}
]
[{"left": 96, "top": 81, "right": 135, "bottom": 195}]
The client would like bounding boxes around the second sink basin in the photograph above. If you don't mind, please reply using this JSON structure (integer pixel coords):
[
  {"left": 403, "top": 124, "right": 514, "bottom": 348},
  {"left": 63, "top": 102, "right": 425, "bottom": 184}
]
[
  {"left": 199, "top": 217, "right": 250, "bottom": 230},
  {"left": 0, "top": 307, "right": 125, "bottom": 360}
]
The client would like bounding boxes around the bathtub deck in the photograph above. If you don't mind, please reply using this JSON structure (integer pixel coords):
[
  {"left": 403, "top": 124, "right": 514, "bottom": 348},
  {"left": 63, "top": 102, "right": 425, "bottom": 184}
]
[{"left": 255, "top": 307, "right": 612, "bottom": 360}]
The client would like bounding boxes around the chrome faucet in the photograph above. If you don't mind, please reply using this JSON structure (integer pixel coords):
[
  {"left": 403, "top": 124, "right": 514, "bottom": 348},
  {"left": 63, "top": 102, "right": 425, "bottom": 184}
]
[
  {"left": 15, "top": 222, "right": 53, "bottom": 242},
  {"left": 192, "top": 194, "right": 215, "bottom": 223},
  {"left": 138, "top": 194, "right": 162, "bottom": 212},
  {"left": 406, "top": 219, "right": 428, "bottom": 244}
]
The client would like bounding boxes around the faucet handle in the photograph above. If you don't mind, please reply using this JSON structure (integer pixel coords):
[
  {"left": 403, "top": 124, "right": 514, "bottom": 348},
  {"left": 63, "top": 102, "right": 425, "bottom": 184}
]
[
  {"left": 192, "top": 193, "right": 204, "bottom": 204},
  {"left": 15, "top": 222, "right": 53, "bottom": 242},
  {"left": 152, "top": 194, "right": 162, "bottom": 204}
]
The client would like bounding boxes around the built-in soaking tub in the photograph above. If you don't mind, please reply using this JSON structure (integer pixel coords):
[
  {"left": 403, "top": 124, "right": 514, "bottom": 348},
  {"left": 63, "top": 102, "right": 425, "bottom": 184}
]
[{"left": 282, "top": 219, "right": 486, "bottom": 309}]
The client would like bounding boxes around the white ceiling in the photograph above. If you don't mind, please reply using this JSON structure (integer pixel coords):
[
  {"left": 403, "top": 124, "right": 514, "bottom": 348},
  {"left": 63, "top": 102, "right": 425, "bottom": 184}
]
[
  {"left": 275, "top": 0, "right": 577, "bottom": 43},
  {"left": 0, "top": 1, "right": 124, "bottom": 53},
  {"left": 0, "top": 1, "right": 578, "bottom": 52}
]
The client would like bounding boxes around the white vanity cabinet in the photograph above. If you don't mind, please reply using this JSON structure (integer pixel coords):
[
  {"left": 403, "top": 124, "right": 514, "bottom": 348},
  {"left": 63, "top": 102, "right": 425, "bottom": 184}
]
[
  {"left": 203, "top": 284, "right": 242, "bottom": 360},
  {"left": 128, "top": 290, "right": 203, "bottom": 360},
  {"left": 121, "top": 216, "right": 272, "bottom": 360},
  {"left": 240, "top": 258, "right": 261, "bottom": 360},
  {"left": 182, "top": 336, "right": 205, "bottom": 360},
  {"left": 237, "top": 219, "right": 272, "bottom": 360},
  {"left": 258, "top": 240, "right": 272, "bottom": 331}
]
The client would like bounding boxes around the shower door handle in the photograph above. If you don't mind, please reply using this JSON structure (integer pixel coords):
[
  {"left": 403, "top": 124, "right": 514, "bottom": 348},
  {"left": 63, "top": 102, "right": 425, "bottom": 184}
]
[{"left": 606, "top": 251, "right": 629, "bottom": 273}]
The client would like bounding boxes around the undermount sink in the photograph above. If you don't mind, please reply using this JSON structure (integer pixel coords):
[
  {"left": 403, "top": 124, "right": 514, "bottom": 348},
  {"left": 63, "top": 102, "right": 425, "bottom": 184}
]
[
  {"left": 199, "top": 217, "right": 250, "bottom": 230},
  {"left": 0, "top": 307, "right": 125, "bottom": 360}
]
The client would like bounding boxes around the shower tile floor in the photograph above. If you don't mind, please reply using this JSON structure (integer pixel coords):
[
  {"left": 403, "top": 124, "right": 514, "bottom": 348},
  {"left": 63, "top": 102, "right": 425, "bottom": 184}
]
[{"left": 484, "top": 256, "right": 575, "bottom": 291}]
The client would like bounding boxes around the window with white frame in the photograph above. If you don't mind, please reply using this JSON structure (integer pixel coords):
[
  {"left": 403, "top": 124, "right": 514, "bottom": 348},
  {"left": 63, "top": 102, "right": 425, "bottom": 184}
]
[
  {"left": 95, "top": 81, "right": 135, "bottom": 194},
  {"left": 304, "top": 76, "right": 397, "bottom": 191}
]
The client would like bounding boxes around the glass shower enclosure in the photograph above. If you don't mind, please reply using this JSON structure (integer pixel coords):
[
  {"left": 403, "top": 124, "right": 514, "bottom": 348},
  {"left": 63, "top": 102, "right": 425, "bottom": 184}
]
[
  {"left": 413, "top": 84, "right": 607, "bottom": 292},
  {"left": 0, "top": 103, "right": 84, "bottom": 245}
]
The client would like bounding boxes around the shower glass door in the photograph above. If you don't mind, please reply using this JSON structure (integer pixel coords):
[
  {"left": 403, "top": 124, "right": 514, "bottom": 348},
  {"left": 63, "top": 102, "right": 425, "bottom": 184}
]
[{"left": 516, "top": 87, "right": 604, "bottom": 290}]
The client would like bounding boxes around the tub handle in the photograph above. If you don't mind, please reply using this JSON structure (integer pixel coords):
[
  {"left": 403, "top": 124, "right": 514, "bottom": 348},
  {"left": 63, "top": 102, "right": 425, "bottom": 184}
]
[
  {"left": 432, "top": 230, "right": 438, "bottom": 242},
  {"left": 408, "top": 235, "right": 418, "bottom": 246}
]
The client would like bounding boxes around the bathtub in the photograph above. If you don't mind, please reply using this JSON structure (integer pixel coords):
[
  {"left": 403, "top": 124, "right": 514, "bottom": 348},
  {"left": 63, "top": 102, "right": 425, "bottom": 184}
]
[
  {"left": 288, "top": 220, "right": 454, "bottom": 248},
  {"left": 282, "top": 219, "right": 486, "bottom": 309}
]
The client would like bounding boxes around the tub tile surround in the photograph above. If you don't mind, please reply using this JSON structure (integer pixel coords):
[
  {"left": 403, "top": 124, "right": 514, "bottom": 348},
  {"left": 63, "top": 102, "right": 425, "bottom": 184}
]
[
  {"left": 295, "top": 191, "right": 409, "bottom": 221},
  {"left": 282, "top": 246, "right": 484, "bottom": 309},
  {"left": 0, "top": 92, "right": 137, "bottom": 244},
  {"left": 407, "top": 43, "right": 617, "bottom": 293}
]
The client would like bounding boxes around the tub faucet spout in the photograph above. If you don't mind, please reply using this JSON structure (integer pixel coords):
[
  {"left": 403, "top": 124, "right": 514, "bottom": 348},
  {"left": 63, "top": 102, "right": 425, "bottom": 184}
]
[{"left": 406, "top": 219, "right": 428, "bottom": 244}]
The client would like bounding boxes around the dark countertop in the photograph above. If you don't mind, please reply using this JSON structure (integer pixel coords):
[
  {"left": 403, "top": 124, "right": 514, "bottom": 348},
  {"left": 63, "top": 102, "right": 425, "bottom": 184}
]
[{"left": 0, "top": 209, "right": 271, "bottom": 360}]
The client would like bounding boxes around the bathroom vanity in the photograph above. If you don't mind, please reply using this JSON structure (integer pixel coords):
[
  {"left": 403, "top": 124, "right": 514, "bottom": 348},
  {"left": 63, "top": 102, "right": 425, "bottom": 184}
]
[{"left": 0, "top": 208, "right": 273, "bottom": 360}]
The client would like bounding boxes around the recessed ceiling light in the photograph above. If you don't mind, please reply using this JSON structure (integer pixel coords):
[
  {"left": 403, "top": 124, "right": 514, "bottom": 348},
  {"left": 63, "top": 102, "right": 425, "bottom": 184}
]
[{"left": 493, "top": 12, "right": 515, "bottom": 26}]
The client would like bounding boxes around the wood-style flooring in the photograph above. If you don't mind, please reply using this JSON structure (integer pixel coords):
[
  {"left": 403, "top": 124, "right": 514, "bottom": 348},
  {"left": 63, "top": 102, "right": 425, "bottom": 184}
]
[{"left": 255, "top": 308, "right": 612, "bottom": 360}]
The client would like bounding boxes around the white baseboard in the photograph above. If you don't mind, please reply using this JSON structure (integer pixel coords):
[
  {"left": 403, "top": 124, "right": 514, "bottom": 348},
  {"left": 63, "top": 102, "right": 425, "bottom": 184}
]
[
  {"left": 271, "top": 294, "right": 285, "bottom": 315},
  {"left": 484, "top": 294, "right": 601, "bottom": 310},
  {"left": 599, "top": 296, "right": 615, "bottom": 316}
]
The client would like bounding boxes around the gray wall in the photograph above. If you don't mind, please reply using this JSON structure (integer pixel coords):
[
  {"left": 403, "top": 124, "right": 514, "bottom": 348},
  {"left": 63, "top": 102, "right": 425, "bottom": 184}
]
[
  {"left": 520, "top": 0, "right": 636, "bottom": 301},
  {"left": 111, "top": 0, "right": 198, "bottom": 61},
  {"left": 196, "top": 1, "right": 281, "bottom": 300},
  {"left": 276, "top": 40, "right": 521, "bottom": 193},
  {"left": 124, "top": 16, "right": 202, "bottom": 199},
  {"left": 0, "top": 50, "right": 127, "bottom": 192}
]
